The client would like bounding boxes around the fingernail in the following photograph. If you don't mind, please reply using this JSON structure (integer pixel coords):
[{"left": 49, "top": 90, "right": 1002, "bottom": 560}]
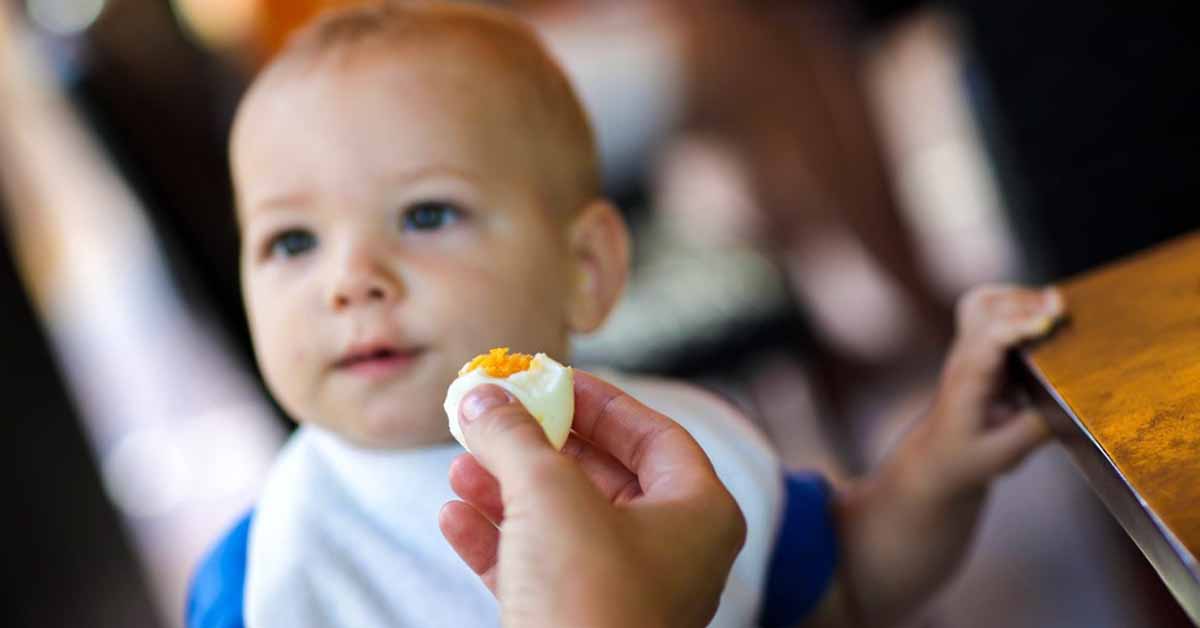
[{"left": 461, "top": 385, "right": 511, "bottom": 425}]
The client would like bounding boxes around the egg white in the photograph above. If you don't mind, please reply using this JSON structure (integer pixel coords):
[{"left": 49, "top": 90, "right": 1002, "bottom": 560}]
[{"left": 444, "top": 353, "right": 574, "bottom": 451}]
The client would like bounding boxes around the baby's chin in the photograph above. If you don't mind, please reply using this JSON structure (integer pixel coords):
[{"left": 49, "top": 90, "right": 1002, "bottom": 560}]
[{"left": 312, "top": 408, "right": 454, "bottom": 450}]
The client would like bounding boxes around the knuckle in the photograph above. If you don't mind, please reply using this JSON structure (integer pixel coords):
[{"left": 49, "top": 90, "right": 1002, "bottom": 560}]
[
  {"left": 955, "top": 286, "right": 992, "bottom": 330},
  {"left": 959, "top": 283, "right": 1004, "bottom": 307},
  {"left": 558, "top": 435, "right": 584, "bottom": 459},
  {"left": 957, "top": 283, "right": 1031, "bottom": 329}
]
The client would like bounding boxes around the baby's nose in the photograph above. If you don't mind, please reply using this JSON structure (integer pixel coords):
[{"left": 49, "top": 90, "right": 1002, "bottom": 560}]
[{"left": 328, "top": 260, "right": 401, "bottom": 311}]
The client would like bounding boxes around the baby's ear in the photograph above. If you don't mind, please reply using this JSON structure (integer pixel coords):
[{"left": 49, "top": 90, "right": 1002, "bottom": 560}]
[{"left": 565, "top": 198, "right": 630, "bottom": 333}]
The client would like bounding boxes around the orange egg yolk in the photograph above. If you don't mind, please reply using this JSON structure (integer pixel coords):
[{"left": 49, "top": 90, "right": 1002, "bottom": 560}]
[{"left": 460, "top": 347, "right": 534, "bottom": 378}]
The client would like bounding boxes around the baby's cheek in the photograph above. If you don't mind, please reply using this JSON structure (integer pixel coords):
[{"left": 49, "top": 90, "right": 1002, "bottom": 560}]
[
  {"left": 418, "top": 257, "right": 567, "bottom": 353},
  {"left": 255, "top": 315, "right": 313, "bottom": 395},
  {"left": 424, "top": 262, "right": 508, "bottom": 317}
]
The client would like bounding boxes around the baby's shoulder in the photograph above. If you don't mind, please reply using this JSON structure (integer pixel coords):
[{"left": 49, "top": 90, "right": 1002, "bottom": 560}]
[
  {"left": 600, "top": 371, "right": 783, "bottom": 511},
  {"left": 597, "top": 372, "right": 786, "bottom": 626},
  {"left": 606, "top": 372, "right": 777, "bottom": 466}
]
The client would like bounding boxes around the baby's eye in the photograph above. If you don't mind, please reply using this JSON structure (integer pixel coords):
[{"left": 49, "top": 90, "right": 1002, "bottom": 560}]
[
  {"left": 268, "top": 229, "right": 317, "bottom": 259},
  {"left": 401, "top": 201, "right": 462, "bottom": 232}
]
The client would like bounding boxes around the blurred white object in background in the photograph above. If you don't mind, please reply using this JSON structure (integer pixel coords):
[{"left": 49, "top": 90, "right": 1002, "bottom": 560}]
[
  {"left": 0, "top": 19, "right": 283, "bottom": 626},
  {"left": 25, "top": 0, "right": 106, "bottom": 36}
]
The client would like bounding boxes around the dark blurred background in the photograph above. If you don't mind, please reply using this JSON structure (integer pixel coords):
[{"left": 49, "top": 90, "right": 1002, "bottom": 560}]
[{"left": 0, "top": 0, "right": 1194, "bottom": 626}]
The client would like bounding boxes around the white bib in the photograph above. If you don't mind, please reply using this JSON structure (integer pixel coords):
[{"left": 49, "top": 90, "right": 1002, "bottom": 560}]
[{"left": 245, "top": 374, "right": 782, "bottom": 628}]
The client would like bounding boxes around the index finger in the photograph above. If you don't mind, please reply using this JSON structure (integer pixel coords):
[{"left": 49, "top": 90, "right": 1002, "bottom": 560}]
[
  {"left": 571, "top": 370, "right": 717, "bottom": 494},
  {"left": 943, "top": 285, "right": 1064, "bottom": 406}
]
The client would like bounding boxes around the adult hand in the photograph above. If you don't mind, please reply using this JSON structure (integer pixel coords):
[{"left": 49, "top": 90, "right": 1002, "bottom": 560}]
[{"left": 439, "top": 370, "right": 746, "bottom": 628}]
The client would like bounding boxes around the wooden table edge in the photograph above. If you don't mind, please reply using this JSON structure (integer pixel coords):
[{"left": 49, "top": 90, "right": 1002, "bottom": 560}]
[{"left": 1015, "top": 351, "right": 1200, "bottom": 625}]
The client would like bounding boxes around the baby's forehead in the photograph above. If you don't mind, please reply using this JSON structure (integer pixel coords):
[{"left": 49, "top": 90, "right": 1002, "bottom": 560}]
[
  {"left": 236, "top": 17, "right": 558, "bottom": 155},
  {"left": 232, "top": 3, "right": 598, "bottom": 217},
  {"left": 233, "top": 52, "right": 538, "bottom": 184}
]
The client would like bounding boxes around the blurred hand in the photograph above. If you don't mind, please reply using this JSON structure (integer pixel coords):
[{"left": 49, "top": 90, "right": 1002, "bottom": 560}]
[
  {"left": 912, "top": 284, "right": 1065, "bottom": 496},
  {"left": 825, "top": 284, "right": 1065, "bottom": 626},
  {"left": 439, "top": 370, "right": 746, "bottom": 628}
]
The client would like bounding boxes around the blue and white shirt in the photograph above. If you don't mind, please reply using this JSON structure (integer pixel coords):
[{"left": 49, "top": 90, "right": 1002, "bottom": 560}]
[{"left": 188, "top": 375, "right": 837, "bottom": 628}]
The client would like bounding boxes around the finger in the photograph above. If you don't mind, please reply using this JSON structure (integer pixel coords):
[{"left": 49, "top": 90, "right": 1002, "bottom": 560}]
[
  {"left": 457, "top": 384, "right": 574, "bottom": 496},
  {"left": 944, "top": 286, "right": 1065, "bottom": 405},
  {"left": 955, "top": 284, "right": 1064, "bottom": 337},
  {"left": 449, "top": 454, "right": 504, "bottom": 524},
  {"left": 973, "top": 407, "right": 1052, "bottom": 476},
  {"left": 438, "top": 501, "right": 499, "bottom": 593},
  {"left": 572, "top": 370, "right": 717, "bottom": 495},
  {"left": 450, "top": 432, "right": 643, "bottom": 524},
  {"left": 560, "top": 433, "right": 642, "bottom": 504}
]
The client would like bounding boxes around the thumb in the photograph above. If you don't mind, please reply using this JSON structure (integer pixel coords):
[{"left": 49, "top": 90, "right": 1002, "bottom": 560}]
[
  {"left": 974, "top": 406, "right": 1052, "bottom": 476},
  {"left": 458, "top": 384, "right": 562, "bottom": 493}
]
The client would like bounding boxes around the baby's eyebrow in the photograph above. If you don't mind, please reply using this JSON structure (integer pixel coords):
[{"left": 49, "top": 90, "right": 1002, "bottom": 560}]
[
  {"left": 235, "top": 190, "right": 313, "bottom": 232},
  {"left": 239, "top": 165, "right": 479, "bottom": 222}
]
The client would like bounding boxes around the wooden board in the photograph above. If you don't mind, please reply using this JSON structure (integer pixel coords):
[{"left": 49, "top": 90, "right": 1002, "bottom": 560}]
[{"left": 1019, "top": 231, "right": 1200, "bottom": 624}]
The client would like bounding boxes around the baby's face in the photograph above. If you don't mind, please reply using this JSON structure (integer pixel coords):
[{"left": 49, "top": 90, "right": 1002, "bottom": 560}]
[{"left": 233, "top": 52, "right": 577, "bottom": 448}]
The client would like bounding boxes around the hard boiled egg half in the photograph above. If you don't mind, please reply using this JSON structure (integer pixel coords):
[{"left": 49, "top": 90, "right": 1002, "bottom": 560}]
[{"left": 444, "top": 347, "right": 574, "bottom": 451}]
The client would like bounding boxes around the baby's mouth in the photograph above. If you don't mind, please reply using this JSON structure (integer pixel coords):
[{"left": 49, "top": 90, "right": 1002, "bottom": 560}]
[{"left": 334, "top": 343, "right": 425, "bottom": 375}]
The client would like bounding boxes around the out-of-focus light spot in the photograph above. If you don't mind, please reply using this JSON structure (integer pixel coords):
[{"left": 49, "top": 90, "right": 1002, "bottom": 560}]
[
  {"left": 25, "top": 0, "right": 106, "bottom": 36},
  {"left": 171, "top": 0, "right": 259, "bottom": 52},
  {"left": 102, "top": 428, "right": 188, "bottom": 518},
  {"left": 180, "top": 405, "right": 270, "bottom": 501}
]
